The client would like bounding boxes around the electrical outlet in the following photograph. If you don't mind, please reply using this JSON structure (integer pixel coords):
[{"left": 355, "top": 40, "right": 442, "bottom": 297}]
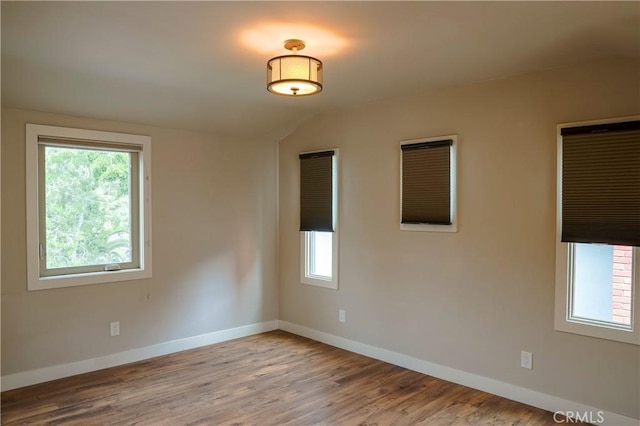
[
  {"left": 339, "top": 309, "right": 346, "bottom": 323},
  {"left": 110, "top": 321, "right": 120, "bottom": 337},
  {"left": 521, "top": 350, "right": 532, "bottom": 369}
]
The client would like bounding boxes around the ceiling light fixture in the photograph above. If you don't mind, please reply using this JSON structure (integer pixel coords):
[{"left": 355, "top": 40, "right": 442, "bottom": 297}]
[{"left": 267, "top": 39, "right": 323, "bottom": 96}]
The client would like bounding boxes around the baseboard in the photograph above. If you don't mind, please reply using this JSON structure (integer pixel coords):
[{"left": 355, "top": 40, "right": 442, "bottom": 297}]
[
  {"left": 1, "top": 320, "right": 279, "bottom": 392},
  {"left": 279, "top": 320, "right": 639, "bottom": 426}
]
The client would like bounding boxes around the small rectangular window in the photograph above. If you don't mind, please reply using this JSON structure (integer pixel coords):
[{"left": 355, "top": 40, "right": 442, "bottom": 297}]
[
  {"left": 569, "top": 243, "right": 634, "bottom": 328},
  {"left": 306, "top": 231, "right": 333, "bottom": 279},
  {"left": 39, "top": 141, "right": 140, "bottom": 276},
  {"left": 26, "top": 124, "right": 152, "bottom": 290},
  {"left": 400, "top": 135, "right": 457, "bottom": 232},
  {"left": 555, "top": 117, "right": 639, "bottom": 345},
  {"left": 299, "top": 150, "right": 338, "bottom": 289}
]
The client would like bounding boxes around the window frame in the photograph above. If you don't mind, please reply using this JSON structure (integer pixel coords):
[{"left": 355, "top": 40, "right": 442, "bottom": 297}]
[
  {"left": 299, "top": 149, "right": 339, "bottom": 289},
  {"left": 400, "top": 135, "right": 458, "bottom": 232},
  {"left": 26, "top": 124, "right": 152, "bottom": 291},
  {"left": 554, "top": 117, "right": 640, "bottom": 345}
]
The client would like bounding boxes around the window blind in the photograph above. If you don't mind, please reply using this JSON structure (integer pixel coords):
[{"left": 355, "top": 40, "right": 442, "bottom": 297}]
[
  {"left": 38, "top": 136, "right": 143, "bottom": 152},
  {"left": 561, "top": 121, "right": 640, "bottom": 246},
  {"left": 401, "top": 140, "right": 452, "bottom": 225},
  {"left": 299, "top": 150, "right": 334, "bottom": 232}
]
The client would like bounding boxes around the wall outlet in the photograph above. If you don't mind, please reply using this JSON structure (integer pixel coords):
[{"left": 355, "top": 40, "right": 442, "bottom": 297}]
[
  {"left": 110, "top": 321, "right": 120, "bottom": 337},
  {"left": 339, "top": 309, "right": 346, "bottom": 323},
  {"left": 521, "top": 350, "right": 532, "bottom": 369}
]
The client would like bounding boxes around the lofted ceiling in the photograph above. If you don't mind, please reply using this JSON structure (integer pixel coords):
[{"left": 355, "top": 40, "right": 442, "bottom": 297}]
[{"left": 2, "top": 1, "right": 639, "bottom": 141}]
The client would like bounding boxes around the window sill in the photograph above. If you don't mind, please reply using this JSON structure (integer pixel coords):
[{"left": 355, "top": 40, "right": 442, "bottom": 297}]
[
  {"left": 400, "top": 223, "right": 457, "bottom": 233},
  {"left": 301, "top": 275, "right": 338, "bottom": 290},
  {"left": 554, "top": 318, "right": 639, "bottom": 346},
  {"left": 28, "top": 268, "right": 151, "bottom": 291}
]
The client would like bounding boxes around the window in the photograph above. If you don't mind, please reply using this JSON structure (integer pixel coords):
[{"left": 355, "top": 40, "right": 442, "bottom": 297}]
[
  {"left": 555, "top": 117, "right": 639, "bottom": 345},
  {"left": 299, "top": 149, "right": 338, "bottom": 289},
  {"left": 26, "top": 124, "right": 152, "bottom": 290},
  {"left": 400, "top": 135, "right": 457, "bottom": 232}
]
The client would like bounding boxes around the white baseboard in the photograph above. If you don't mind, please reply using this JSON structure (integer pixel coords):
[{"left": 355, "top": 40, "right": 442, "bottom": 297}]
[
  {"left": 279, "top": 320, "right": 639, "bottom": 426},
  {"left": 1, "top": 320, "right": 279, "bottom": 392}
]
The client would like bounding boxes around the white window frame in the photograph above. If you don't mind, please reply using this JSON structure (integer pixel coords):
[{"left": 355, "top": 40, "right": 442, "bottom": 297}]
[
  {"left": 400, "top": 135, "right": 458, "bottom": 233},
  {"left": 26, "top": 124, "right": 152, "bottom": 290},
  {"left": 300, "top": 149, "right": 339, "bottom": 289},
  {"left": 554, "top": 117, "right": 640, "bottom": 345}
]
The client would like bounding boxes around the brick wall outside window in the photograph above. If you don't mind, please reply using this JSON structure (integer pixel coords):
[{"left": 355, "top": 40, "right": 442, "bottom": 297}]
[{"left": 612, "top": 246, "right": 633, "bottom": 325}]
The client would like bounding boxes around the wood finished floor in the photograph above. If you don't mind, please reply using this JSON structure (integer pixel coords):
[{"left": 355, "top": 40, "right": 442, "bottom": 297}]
[{"left": 2, "top": 331, "right": 576, "bottom": 425}]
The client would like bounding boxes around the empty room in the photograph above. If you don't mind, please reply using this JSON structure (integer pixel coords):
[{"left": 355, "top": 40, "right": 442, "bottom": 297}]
[{"left": 1, "top": 1, "right": 639, "bottom": 425}]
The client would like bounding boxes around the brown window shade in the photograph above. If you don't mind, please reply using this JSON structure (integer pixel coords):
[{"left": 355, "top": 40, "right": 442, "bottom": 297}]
[
  {"left": 561, "top": 121, "right": 640, "bottom": 246},
  {"left": 401, "top": 140, "right": 452, "bottom": 225},
  {"left": 299, "top": 150, "right": 334, "bottom": 232}
]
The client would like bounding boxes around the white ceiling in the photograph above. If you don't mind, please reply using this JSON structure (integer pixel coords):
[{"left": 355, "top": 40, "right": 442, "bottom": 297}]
[{"left": 2, "top": 1, "right": 639, "bottom": 140}]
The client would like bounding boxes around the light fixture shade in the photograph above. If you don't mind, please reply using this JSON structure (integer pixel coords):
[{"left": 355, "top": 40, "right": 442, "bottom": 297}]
[{"left": 267, "top": 54, "right": 323, "bottom": 96}]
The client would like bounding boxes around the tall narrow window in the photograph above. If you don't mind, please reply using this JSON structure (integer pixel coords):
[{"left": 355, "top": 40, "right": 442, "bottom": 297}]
[
  {"left": 555, "top": 118, "right": 639, "bottom": 345},
  {"left": 26, "top": 124, "right": 152, "bottom": 290},
  {"left": 400, "top": 135, "right": 457, "bottom": 232},
  {"left": 299, "top": 150, "right": 338, "bottom": 289}
]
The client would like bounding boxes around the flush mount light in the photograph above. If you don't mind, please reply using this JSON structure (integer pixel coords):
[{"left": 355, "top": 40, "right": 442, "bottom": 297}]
[{"left": 267, "top": 39, "right": 323, "bottom": 96}]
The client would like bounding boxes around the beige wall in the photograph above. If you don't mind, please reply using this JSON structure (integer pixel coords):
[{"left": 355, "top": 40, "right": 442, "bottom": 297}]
[
  {"left": 2, "top": 55, "right": 638, "bottom": 419},
  {"left": 279, "top": 57, "right": 640, "bottom": 418},
  {"left": 1, "top": 108, "right": 279, "bottom": 374}
]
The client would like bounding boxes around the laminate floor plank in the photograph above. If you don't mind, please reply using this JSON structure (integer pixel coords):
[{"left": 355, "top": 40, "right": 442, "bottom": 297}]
[{"left": 1, "top": 330, "right": 584, "bottom": 425}]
